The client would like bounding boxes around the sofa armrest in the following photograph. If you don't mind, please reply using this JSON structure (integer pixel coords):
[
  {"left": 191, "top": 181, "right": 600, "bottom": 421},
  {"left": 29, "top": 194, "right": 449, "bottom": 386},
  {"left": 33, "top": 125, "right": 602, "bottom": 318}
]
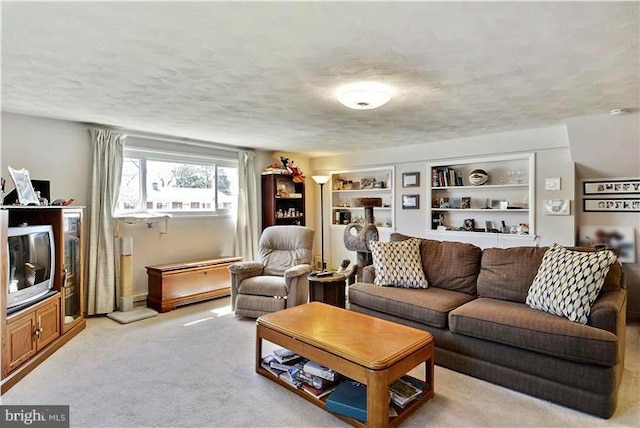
[
  {"left": 228, "top": 261, "right": 264, "bottom": 310},
  {"left": 588, "top": 289, "right": 627, "bottom": 335},
  {"left": 362, "top": 265, "right": 376, "bottom": 283}
]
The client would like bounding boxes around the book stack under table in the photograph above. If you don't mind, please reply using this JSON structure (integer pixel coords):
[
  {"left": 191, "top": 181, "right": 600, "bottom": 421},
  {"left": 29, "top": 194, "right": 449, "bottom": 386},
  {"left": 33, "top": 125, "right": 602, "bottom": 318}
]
[
  {"left": 256, "top": 302, "right": 434, "bottom": 427},
  {"left": 260, "top": 348, "right": 425, "bottom": 423}
]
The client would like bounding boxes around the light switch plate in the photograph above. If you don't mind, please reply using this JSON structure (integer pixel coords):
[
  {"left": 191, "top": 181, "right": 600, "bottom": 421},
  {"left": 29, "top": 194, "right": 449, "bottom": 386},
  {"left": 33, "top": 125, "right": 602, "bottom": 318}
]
[{"left": 545, "top": 177, "right": 561, "bottom": 191}]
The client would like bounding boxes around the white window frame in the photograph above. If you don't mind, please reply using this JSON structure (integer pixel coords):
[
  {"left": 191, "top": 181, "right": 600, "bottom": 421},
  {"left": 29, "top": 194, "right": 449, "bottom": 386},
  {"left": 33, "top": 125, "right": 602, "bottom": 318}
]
[{"left": 116, "top": 147, "right": 238, "bottom": 218}]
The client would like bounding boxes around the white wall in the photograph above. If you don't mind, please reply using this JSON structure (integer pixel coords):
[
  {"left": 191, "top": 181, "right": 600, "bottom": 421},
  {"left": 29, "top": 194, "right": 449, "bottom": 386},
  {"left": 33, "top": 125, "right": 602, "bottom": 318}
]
[
  {"left": 1, "top": 112, "right": 250, "bottom": 302},
  {"left": 567, "top": 112, "right": 640, "bottom": 319},
  {"left": 2, "top": 112, "right": 91, "bottom": 205}
]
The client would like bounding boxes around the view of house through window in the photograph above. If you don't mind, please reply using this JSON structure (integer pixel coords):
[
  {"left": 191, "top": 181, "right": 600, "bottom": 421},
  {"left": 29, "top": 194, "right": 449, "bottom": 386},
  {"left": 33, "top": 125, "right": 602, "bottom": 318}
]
[{"left": 117, "top": 152, "right": 238, "bottom": 215}]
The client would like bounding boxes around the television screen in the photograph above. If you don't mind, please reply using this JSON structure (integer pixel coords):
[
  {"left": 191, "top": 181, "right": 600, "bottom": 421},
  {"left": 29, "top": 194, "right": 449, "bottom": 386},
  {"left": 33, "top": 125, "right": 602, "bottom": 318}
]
[{"left": 7, "top": 225, "right": 55, "bottom": 310}]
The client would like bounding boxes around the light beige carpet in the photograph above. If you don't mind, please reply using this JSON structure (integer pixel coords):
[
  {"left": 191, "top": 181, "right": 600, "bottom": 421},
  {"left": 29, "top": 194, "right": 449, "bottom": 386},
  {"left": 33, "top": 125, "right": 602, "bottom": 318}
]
[{"left": 2, "top": 297, "right": 638, "bottom": 427}]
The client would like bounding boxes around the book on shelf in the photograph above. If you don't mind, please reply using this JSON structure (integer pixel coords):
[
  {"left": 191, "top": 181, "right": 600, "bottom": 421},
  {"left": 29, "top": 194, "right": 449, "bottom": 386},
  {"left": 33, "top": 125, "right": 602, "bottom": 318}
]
[
  {"left": 326, "top": 381, "right": 368, "bottom": 423},
  {"left": 303, "top": 360, "right": 338, "bottom": 382},
  {"left": 301, "top": 383, "right": 337, "bottom": 399},
  {"left": 389, "top": 376, "right": 423, "bottom": 409},
  {"left": 272, "top": 348, "right": 302, "bottom": 364},
  {"left": 432, "top": 167, "right": 463, "bottom": 187}
]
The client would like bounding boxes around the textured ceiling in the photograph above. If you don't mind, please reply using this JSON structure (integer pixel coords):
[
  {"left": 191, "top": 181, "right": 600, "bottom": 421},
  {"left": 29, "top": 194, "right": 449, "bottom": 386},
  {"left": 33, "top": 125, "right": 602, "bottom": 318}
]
[{"left": 2, "top": 2, "right": 638, "bottom": 156}]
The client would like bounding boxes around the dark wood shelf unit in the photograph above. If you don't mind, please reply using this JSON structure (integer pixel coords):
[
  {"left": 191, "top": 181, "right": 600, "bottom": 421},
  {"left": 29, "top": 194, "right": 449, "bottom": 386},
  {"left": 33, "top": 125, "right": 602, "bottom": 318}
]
[{"left": 262, "top": 174, "right": 305, "bottom": 230}]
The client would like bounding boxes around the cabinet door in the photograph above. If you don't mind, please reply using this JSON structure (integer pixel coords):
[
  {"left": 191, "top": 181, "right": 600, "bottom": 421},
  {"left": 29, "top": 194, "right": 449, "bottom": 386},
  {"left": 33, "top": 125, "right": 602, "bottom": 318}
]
[
  {"left": 3, "top": 315, "right": 37, "bottom": 375},
  {"left": 62, "top": 209, "right": 83, "bottom": 332},
  {"left": 36, "top": 299, "right": 60, "bottom": 350}
]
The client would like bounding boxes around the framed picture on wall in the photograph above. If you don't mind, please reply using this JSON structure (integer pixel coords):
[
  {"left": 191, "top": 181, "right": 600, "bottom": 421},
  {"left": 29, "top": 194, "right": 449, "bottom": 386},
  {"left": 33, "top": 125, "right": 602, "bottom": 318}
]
[
  {"left": 583, "top": 198, "right": 640, "bottom": 212},
  {"left": 583, "top": 178, "right": 640, "bottom": 195},
  {"left": 402, "top": 194, "right": 420, "bottom": 209},
  {"left": 402, "top": 172, "right": 420, "bottom": 188}
]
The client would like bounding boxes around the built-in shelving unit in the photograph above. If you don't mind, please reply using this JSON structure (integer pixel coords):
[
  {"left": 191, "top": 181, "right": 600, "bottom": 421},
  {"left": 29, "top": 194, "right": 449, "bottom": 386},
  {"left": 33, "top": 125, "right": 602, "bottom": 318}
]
[
  {"left": 426, "top": 154, "right": 536, "bottom": 246},
  {"left": 330, "top": 167, "right": 395, "bottom": 229}
]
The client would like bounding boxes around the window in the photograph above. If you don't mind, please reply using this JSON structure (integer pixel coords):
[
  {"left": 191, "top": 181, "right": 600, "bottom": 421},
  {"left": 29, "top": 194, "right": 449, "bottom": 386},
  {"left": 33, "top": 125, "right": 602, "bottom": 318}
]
[{"left": 116, "top": 149, "right": 238, "bottom": 216}]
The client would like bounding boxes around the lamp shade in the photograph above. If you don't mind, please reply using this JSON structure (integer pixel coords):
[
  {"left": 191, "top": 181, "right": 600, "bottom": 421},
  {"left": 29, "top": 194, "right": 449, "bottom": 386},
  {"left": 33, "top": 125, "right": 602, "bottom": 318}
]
[{"left": 312, "top": 175, "right": 330, "bottom": 185}]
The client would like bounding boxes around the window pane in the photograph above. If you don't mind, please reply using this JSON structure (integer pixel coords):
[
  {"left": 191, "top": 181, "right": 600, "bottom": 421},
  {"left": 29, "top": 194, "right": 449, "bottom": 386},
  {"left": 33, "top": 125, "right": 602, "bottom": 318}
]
[
  {"left": 117, "top": 158, "right": 142, "bottom": 211},
  {"left": 217, "top": 166, "right": 238, "bottom": 211},
  {"left": 146, "top": 160, "right": 215, "bottom": 211}
]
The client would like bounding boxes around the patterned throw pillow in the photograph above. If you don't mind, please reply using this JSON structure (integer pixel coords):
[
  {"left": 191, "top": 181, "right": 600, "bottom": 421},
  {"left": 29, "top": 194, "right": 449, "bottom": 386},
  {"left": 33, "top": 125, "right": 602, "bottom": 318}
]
[
  {"left": 526, "top": 244, "right": 617, "bottom": 324},
  {"left": 370, "top": 239, "right": 428, "bottom": 288}
]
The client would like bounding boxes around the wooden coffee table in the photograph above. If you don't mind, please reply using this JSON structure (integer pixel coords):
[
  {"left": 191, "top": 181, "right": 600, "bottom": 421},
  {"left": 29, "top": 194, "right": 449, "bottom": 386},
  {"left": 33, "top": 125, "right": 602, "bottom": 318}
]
[{"left": 256, "top": 302, "right": 434, "bottom": 427}]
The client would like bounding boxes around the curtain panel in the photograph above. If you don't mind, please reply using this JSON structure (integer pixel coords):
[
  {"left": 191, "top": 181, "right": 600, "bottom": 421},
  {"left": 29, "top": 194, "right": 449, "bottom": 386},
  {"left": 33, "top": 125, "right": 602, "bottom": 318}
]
[
  {"left": 87, "top": 128, "right": 125, "bottom": 315},
  {"left": 235, "top": 151, "right": 259, "bottom": 261}
]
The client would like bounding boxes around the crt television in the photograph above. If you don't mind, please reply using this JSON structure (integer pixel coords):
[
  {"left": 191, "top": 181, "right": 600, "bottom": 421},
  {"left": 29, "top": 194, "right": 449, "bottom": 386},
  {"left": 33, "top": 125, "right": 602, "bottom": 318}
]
[{"left": 6, "top": 225, "right": 56, "bottom": 311}]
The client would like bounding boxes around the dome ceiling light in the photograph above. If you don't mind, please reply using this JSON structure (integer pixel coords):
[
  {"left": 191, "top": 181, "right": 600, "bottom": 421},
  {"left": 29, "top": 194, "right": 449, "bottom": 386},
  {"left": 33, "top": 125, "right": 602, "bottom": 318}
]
[{"left": 336, "top": 82, "right": 393, "bottom": 110}]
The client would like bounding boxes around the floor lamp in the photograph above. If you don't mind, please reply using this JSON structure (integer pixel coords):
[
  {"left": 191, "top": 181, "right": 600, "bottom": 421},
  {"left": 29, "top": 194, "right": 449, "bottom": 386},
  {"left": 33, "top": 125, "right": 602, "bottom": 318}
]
[{"left": 312, "top": 175, "right": 330, "bottom": 274}]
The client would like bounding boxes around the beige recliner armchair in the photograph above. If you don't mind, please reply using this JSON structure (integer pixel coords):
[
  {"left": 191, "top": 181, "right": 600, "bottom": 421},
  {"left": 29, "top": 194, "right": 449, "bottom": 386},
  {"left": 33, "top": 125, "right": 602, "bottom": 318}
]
[{"left": 229, "top": 225, "right": 315, "bottom": 318}]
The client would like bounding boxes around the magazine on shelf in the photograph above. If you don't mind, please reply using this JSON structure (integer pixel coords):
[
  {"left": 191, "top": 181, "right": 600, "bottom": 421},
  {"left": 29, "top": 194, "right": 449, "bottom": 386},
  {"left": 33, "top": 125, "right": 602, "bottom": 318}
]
[
  {"left": 278, "top": 371, "right": 302, "bottom": 389},
  {"left": 270, "top": 359, "right": 303, "bottom": 372},
  {"left": 260, "top": 355, "right": 285, "bottom": 378},
  {"left": 389, "top": 377, "right": 423, "bottom": 408}
]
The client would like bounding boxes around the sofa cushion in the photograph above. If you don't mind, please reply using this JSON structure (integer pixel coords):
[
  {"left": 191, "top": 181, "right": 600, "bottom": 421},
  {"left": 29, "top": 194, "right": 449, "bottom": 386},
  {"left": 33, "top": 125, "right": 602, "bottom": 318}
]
[
  {"left": 526, "top": 244, "right": 617, "bottom": 324},
  {"left": 449, "top": 298, "right": 618, "bottom": 366},
  {"left": 349, "top": 282, "right": 475, "bottom": 329},
  {"left": 390, "top": 233, "right": 481, "bottom": 295},
  {"left": 370, "top": 239, "right": 428, "bottom": 288},
  {"left": 477, "top": 246, "right": 547, "bottom": 303}
]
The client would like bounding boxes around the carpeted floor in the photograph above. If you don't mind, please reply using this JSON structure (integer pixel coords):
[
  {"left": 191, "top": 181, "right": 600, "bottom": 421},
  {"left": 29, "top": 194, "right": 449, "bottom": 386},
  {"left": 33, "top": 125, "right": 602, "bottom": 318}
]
[{"left": 2, "top": 297, "right": 639, "bottom": 427}]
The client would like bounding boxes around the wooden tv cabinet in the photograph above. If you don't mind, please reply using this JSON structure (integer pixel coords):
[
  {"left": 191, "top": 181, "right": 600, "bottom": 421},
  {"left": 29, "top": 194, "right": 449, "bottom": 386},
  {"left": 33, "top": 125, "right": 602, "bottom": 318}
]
[
  {"left": 146, "top": 256, "right": 242, "bottom": 312},
  {"left": 1, "top": 207, "right": 86, "bottom": 394}
]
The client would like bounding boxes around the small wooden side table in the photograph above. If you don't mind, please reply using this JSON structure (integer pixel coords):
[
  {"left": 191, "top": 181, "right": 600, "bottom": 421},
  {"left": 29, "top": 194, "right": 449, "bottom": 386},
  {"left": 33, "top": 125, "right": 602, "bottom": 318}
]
[{"left": 308, "top": 272, "right": 347, "bottom": 308}]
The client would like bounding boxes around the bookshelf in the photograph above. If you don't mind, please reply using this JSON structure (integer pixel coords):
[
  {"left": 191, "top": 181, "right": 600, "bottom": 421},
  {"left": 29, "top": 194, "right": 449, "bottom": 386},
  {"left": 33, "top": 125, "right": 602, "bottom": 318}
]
[{"left": 427, "top": 154, "right": 536, "bottom": 245}]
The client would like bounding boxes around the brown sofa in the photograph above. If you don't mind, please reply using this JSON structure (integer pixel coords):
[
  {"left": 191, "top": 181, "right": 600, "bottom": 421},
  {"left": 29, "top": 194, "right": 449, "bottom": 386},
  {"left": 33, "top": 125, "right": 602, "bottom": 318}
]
[{"left": 348, "top": 233, "right": 627, "bottom": 418}]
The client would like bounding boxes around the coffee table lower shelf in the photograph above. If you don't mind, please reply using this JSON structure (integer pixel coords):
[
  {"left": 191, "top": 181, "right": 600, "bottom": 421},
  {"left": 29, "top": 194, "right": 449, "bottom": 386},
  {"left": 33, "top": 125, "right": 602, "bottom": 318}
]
[
  {"left": 256, "top": 314, "right": 434, "bottom": 427},
  {"left": 256, "top": 366, "right": 431, "bottom": 427}
]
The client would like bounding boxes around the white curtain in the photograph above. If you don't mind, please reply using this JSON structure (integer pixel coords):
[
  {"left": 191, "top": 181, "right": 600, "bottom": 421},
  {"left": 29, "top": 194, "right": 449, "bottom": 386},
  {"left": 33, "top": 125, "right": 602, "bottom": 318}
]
[
  {"left": 87, "top": 128, "right": 125, "bottom": 315},
  {"left": 235, "top": 150, "right": 259, "bottom": 261}
]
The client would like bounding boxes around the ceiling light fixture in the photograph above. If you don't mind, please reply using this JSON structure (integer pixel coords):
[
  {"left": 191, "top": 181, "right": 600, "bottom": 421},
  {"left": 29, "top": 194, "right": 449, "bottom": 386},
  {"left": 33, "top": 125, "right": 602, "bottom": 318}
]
[{"left": 336, "top": 82, "right": 392, "bottom": 110}]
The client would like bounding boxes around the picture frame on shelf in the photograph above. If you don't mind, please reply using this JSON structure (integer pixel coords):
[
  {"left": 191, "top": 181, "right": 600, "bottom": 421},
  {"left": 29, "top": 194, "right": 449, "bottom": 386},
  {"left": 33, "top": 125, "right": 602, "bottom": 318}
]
[
  {"left": 8, "top": 166, "right": 39, "bottom": 206},
  {"left": 583, "top": 178, "right": 640, "bottom": 195},
  {"left": 402, "top": 172, "right": 420, "bottom": 188},
  {"left": 583, "top": 198, "right": 640, "bottom": 212},
  {"left": 402, "top": 194, "right": 419, "bottom": 209}
]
